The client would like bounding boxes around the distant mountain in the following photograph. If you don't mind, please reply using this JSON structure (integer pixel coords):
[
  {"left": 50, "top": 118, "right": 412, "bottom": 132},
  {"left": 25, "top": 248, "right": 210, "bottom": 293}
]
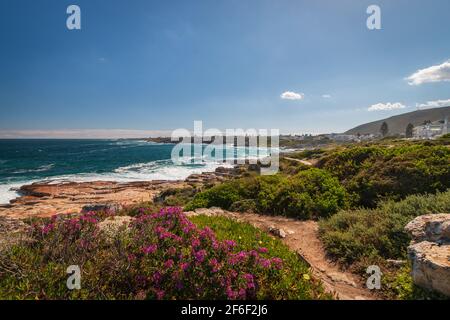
[{"left": 345, "top": 106, "right": 450, "bottom": 135}]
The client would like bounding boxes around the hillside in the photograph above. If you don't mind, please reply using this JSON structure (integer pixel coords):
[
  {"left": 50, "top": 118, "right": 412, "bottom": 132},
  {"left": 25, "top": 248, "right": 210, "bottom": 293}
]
[{"left": 345, "top": 106, "right": 450, "bottom": 135}]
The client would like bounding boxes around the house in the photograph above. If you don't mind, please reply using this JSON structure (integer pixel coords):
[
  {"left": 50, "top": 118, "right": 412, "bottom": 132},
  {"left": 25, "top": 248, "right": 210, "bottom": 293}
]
[{"left": 413, "top": 117, "right": 449, "bottom": 139}]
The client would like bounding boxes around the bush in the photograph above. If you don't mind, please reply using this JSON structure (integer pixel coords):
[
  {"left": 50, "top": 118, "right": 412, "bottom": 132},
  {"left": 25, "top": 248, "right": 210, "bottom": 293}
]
[
  {"left": 318, "top": 145, "right": 450, "bottom": 207},
  {"left": 319, "top": 190, "right": 450, "bottom": 266},
  {"left": 0, "top": 207, "right": 327, "bottom": 300},
  {"left": 185, "top": 170, "right": 348, "bottom": 220},
  {"left": 229, "top": 199, "right": 258, "bottom": 213},
  {"left": 185, "top": 175, "right": 287, "bottom": 212},
  {"left": 273, "top": 169, "right": 349, "bottom": 219},
  {"left": 184, "top": 182, "right": 244, "bottom": 211},
  {"left": 154, "top": 187, "right": 197, "bottom": 207}
]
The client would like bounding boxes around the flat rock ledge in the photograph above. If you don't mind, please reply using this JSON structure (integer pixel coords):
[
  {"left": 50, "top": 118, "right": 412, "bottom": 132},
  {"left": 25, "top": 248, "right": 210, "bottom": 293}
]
[{"left": 405, "top": 214, "right": 450, "bottom": 297}]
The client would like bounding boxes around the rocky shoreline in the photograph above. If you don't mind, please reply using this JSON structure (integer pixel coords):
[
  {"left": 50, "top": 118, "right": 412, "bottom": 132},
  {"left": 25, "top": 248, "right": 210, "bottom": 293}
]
[{"left": 0, "top": 166, "right": 243, "bottom": 219}]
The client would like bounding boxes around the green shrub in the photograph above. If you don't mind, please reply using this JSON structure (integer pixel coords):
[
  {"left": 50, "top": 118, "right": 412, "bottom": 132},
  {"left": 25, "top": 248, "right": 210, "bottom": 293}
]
[
  {"left": 319, "top": 145, "right": 450, "bottom": 207},
  {"left": 185, "top": 175, "right": 287, "bottom": 212},
  {"left": 154, "top": 187, "right": 197, "bottom": 207},
  {"left": 319, "top": 190, "right": 450, "bottom": 266},
  {"left": 185, "top": 170, "right": 348, "bottom": 220},
  {"left": 229, "top": 199, "right": 258, "bottom": 213},
  {"left": 381, "top": 264, "right": 449, "bottom": 300},
  {"left": 184, "top": 181, "right": 244, "bottom": 211},
  {"left": 273, "top": 169, "right": 349, "bottom": 219}
]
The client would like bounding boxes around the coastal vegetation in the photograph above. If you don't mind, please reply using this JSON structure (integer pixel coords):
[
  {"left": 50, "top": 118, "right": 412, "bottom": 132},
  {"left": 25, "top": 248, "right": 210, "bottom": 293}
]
[
  {"left": 0, "top": 207, "right": 326, "bottom": 300},
  {"left": 180, "top": 139, "right": 450, "bottom": 299},
  {"left": 319, "top": 190, "right": 450, "bottom": 266},
  {"left": 317, "top": 144, "right": 450, "bottom": 207},
  {"left": 185, "top": 169, "right": 349, "bottom": 219},
  {"left": 1, "top": 138, "right": 448, "bottom": 300}
]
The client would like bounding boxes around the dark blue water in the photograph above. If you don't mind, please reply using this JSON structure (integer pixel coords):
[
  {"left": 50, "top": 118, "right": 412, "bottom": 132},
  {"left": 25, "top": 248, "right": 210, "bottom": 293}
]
[
  {"left": 0, "top": 139, "right": 173, "bottom": 182},
  {"left": 0, "top": 139, "right": 229, "bottom": 203}
]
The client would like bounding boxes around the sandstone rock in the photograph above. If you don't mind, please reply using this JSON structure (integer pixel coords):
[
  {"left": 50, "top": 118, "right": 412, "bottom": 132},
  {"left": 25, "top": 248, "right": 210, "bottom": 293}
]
[
  {"left": 405, "top": 213, "right": 450, "bottom": 243},
  {"left": 0, "top": 180, "right": 187, "bottom": 219},
  {"left": 407, "top": 241, "right": 450, "bottom": 296},
  {"left": 405, "top": 214, "right": 450, "bottom": 297},
  {"left": 186, "top": 207, "right": 226, "bottom": 217},
  {"left": 269, "top": 226, "right": 287, "bottom": 238},
  {"left": 98, "top": 216, "right": 134, "bottom": 239}
]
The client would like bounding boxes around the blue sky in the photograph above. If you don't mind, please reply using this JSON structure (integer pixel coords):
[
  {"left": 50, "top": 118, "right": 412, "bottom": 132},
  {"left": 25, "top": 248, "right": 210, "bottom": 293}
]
[{"left": 1, "top": 0, "right": 450, "bottom": 137}]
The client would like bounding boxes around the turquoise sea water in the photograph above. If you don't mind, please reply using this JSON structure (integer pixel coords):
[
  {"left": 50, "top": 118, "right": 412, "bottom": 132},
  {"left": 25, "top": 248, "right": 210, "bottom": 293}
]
[{"left": 0, "top": 139, "right": 268, "bottom": 204}]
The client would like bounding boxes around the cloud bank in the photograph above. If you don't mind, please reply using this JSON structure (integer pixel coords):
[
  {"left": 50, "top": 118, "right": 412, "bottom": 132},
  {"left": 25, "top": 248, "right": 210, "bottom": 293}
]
[
  {"left": 368, "top": 102, "right": 406, "bottom": 112},
  {"left": 280, "top": 91, "right": 304, "bottom": 100},
  {"left": 406, "top": 60, "right": 450, "bottom": 85},
  {"left": 416, "top": 98, "right": 450, "bottom": 109}
]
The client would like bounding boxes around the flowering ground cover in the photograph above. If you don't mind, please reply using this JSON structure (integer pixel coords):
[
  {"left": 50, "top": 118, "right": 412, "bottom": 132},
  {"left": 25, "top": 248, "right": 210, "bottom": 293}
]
[{"left": 0, "top": 207, "right": 328, "bottom": 300}]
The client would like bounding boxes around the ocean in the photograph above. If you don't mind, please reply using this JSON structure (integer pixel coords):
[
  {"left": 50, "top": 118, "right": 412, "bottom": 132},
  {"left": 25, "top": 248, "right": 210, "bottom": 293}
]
[{"left": 0, "top": 139, "right": 269, "bottom": 204}]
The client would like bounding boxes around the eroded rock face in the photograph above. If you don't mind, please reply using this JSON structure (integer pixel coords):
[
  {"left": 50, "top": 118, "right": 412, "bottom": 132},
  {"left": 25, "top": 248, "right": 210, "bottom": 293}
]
[
  {"left": 0, "top": 180, "right": 187, "bottom": 219},
  {"left": 405, "top": 213, "right": 450, "bottom": 243},
  {"left": 98, "top": 215, "right": 134, "bottom": 240},
  {"left": 405, "top": 214, "right": 450, "bottom": 297}
]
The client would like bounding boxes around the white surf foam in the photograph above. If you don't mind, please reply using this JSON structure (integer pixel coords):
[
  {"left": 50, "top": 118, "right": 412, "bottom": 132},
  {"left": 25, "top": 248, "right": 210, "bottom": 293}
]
[{"left": 0, "top": 146, "right": 274, "bottom": 204}]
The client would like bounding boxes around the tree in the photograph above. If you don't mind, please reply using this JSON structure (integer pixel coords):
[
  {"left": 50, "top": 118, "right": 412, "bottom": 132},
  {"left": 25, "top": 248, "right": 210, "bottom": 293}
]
[
  {"left": 380, "top": 122, "right": 389, "bottom": 137},
  {"left": 405, "top": 123, "right": 414, "bottom": 138}
]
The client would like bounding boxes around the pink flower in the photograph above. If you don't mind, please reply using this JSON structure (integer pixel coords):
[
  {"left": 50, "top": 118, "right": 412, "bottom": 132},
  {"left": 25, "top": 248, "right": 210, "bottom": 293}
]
[
  {"left": 181, "top": 262, "right": 190, "bottom": 272},
  {"left": 143, "top": 244, "right": 157, "bottom": 254},
  {"left": 244, "top": 274, "right": 255, "bottom": 289},
  {"left": 152, "top": 271, "right": 162, "bottom": 284},
  {"left": 191, "top": 238, "right": 201, "bottom": 248},
  {"left": 168, "top": 247, "right": 177, "bottom": 256},
  {"left": 258, "top": 247, "right": 268, "bottom": 253},
  {"left": 259, "top": 258, "right": 271, "bottom": 268},
  {"left": 271, "top": 257, "right": 283, "bottom": 269},
  {"left": 226, "top": 287, "right": 237, "bottom": 300},
  {"left": 164, "top": 259, "right": 174, "bottom": 269},
  {"left": 194, "top": 249, "right": 207, "bottom": 263},
  {"left": 155, "top": 289, "right": 165, "bottom": 300},
  {"left": 209, "top": 258, "right": 220, "bottom": 273},
  {"left": 42, "top": 223, "right": 54, "bottom": 235}
]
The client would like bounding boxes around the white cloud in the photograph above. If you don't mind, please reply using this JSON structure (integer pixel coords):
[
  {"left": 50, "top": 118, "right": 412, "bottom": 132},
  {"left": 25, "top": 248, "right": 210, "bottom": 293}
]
[
  {"left": 322, "top": 94, "right": 331, "bottom": 99},
  {"left": 280, "top": 91, "right": 304, "bottom": 100},
  {"left": 368, "top": 102, "right": 406, "bottom": 112},
  {"left": 406, "top": 60, "right": 450, "bottom": 85},
  {"left": 416, "top": 98, "right": 450, "bottom": 109}
]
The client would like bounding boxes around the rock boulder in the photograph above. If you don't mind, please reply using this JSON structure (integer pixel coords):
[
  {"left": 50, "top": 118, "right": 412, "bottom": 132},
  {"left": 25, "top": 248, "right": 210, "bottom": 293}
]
[{"left": 405, "top": 214, "right": 450, "bottom": 297}]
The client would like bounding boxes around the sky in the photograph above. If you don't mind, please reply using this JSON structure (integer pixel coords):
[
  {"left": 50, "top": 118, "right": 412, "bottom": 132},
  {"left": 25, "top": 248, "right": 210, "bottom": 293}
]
[{"left": 1, "top": 0, "right": 450, "bottom": 137}]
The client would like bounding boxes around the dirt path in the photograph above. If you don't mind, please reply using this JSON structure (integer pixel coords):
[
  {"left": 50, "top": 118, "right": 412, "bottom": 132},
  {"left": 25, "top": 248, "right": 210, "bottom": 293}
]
[
  {"left": 189, "top": 208, "right": 377, "bottom": 300},
  {"left": 283, "top": 157, "right": 313, "bottom": 166}
]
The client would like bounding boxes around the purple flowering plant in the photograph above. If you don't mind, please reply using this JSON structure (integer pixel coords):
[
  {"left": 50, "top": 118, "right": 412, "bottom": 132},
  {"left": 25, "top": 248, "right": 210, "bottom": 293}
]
[{"left": 1, "top": 207, "right": 326, "bottom": 300}]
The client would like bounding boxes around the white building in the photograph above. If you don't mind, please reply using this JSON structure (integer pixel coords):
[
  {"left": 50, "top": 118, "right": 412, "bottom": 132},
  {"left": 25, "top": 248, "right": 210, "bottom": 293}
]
[{"left": 413, "top": 117, "right": 449, "bottom": 139}]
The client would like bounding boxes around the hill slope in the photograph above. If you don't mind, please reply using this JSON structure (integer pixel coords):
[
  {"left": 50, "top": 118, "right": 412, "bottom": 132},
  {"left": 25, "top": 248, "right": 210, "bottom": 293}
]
[{"left": 345, "top": 106, "right": 450, "bottom": 135}]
